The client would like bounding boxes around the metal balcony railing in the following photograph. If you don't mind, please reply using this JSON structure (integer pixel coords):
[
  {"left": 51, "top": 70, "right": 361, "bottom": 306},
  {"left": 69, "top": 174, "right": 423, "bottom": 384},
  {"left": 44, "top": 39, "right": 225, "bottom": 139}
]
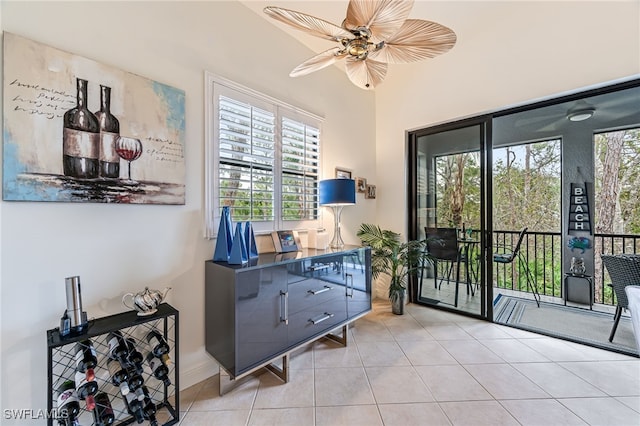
[
  {"left": 493, "top": 230, "right": 562, "bottom": 299},
  {"left": 594, "top": 232, "right": 640, "bottom": 306},
  {"left": 493, "top": 230, "right": 640, "bottom": 307}
]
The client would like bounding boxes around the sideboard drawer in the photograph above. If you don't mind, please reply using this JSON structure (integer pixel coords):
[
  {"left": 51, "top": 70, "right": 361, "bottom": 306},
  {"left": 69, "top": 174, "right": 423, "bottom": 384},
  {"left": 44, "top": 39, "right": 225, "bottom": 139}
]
[
  {"left": 287, "top": 278, "right": 344, "bottom": 314},
  {"left": 287, "top": 298, "right": 347, "bottom": 344}
]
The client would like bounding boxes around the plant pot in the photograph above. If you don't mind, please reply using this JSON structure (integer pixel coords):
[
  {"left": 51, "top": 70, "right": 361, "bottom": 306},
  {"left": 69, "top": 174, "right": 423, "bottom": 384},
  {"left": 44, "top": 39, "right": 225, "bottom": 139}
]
[{"left": 390, "top": 290, "right": 406, "bottom": 315}]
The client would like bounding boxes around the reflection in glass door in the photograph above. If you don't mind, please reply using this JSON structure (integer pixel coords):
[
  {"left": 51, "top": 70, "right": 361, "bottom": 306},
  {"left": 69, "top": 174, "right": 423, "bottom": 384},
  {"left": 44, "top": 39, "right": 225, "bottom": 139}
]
[{"left": 409, "top": 122, "right": 488, "bottom": 317}]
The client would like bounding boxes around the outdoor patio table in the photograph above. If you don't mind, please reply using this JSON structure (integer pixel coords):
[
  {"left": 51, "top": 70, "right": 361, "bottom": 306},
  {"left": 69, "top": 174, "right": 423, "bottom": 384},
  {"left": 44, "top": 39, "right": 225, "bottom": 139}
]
[{"left": 457, "top": 238, "right": 479, "bottom": 302}]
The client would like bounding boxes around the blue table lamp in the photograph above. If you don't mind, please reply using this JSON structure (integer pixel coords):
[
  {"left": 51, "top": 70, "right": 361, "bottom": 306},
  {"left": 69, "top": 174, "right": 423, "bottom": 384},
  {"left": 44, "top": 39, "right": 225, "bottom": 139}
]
[{"left": 319, "top": 179, "right": 356, "bottom": 249}]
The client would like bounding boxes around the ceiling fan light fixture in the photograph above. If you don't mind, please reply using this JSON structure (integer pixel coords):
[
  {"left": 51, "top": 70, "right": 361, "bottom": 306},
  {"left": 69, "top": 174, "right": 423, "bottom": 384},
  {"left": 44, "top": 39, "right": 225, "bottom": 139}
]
[
  {"left": 567, "top": 107, "right": 595, "bottom": 122},
  {"left": 347, "top": 39, "right": 369, "bottom": 58},
  {"left": 264, "top": 1, "right": 457, "bottom": 89}
]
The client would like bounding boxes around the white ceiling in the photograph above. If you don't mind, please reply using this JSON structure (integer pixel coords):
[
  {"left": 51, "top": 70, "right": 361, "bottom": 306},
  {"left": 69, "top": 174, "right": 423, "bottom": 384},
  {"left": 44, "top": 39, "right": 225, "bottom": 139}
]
[{"left": 238, "top": 0, "right": 639, "bottom": 133}]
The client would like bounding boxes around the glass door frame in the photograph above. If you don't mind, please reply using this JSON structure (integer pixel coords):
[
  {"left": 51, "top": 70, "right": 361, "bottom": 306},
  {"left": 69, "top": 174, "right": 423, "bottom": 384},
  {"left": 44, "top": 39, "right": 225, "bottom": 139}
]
[{"left": 407, "top": 115, "right": 494, "bottom": 320}]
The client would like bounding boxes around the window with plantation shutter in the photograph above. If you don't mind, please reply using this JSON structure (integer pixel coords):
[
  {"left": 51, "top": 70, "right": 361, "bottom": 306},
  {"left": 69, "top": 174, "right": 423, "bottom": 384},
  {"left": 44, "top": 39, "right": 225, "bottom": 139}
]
[
  {"left": 205, "top": 73, "right": 323, "bottom": 238},
  {"left": 281, "top": 118, "right": 320, "bottom": 221},
  {"left": 219, "top": 96, "right": 275, "bottom": 222}
]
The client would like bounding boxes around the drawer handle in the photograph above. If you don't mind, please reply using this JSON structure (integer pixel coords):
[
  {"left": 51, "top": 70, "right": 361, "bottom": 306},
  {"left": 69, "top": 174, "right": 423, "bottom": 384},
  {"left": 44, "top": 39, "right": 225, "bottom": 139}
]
[
  {"left": 308, "top": 263, "right": 331, "bottom": 272},
  {"left": 346, "top": 273, "right": 354, "bottom": 298},
  {"left": 280, "top": 291, "right": 289, "bottom": 325},
  {"left": 308, "top": 285, "right": 333, "bottom": 295},
  {"left": 309, "top": 312, "right": 334, "bottom": 325}
]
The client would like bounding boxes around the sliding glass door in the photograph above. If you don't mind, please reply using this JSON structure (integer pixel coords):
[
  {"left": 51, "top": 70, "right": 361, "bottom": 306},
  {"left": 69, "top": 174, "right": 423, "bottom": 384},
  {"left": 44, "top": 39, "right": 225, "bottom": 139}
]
[
  {"left": 407, "top": 78, "right": 640, "bottom": 355},
  {"left": 408, "top": 119, "right": 490, "bottom": 318}
]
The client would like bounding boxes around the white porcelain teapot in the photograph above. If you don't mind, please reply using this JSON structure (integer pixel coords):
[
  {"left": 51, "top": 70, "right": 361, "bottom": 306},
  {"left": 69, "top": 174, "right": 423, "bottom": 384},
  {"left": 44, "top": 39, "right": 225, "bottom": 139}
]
[{"left": 122, "top": 286, "right": 171, "bottom": 316}]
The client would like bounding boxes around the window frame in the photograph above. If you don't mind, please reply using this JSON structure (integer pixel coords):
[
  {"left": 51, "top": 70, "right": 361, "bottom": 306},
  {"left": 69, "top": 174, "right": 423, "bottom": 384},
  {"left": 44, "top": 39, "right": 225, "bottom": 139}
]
[{"left": 204, "top": 72, "right": 323, "bottom": 238}]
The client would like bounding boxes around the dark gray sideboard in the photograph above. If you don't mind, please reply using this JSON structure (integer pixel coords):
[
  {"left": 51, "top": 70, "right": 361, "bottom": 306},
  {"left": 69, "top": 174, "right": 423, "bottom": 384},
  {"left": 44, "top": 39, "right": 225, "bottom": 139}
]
[{"left": 205, "top": 246, "right": 371, "bottom": 393}]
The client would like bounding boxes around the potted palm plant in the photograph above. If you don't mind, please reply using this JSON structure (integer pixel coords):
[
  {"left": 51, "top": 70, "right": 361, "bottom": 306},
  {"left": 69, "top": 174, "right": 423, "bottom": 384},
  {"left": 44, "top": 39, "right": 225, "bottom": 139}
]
[{"left": 357, "top": 224, "right": 432, "bottom": 315}]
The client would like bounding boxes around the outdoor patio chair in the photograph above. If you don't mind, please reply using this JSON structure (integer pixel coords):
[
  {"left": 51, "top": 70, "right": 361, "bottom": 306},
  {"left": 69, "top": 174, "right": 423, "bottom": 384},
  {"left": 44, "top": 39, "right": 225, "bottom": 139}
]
[
  {"left": 601, "top": 254, "right": 640, "bottom": 342},
  {"left": 625, "top": 285, "right": 640, "bottom": 353},
  {"left": 425, "top": 227, "right": 474, "bottom": 307},
  {"left": 493, "top": 227, "right": 540, "bottom": 307}
]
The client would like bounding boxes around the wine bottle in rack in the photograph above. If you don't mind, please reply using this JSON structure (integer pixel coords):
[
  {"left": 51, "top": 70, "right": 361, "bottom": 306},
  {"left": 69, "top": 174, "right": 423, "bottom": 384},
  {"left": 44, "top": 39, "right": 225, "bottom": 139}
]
[
  {"left": 106, "top": 357, "right": 130, "bottom": 396},
  {"left": 106, "top": 330, "right": 129, "bottom": 365},
  {"left": 62, "top": 77, "right": 100, "bottom": 179},
  {"left": 94, "top": 85, "right": 120, "bottom": 179},
  {"left": 126, "top": 337, "right": 144, "bottom": 372},
  {"left": 127, "top": 367, "right": 145, "bottom": 401},
  {"left": 74, "top": 339, "right": 97, "bottom": 382},
  {"left": 74, "top": 370, "right": 98, "bottom": 411},
  {"left": 93, "top": 392, "right": 115, "bottom": 426},
  {"left": 146, "top": 329, "right": 170, "bottom": 358},
  {"left": 145, "top": 351, "right": 171, "bottom": 386},
  {"left": 124, "top": 391, "right": 145, "bottom": 424},
  {"left": 141, "top": 386, "right": 159, "bottom": 426},
  {"left": 56, "top": 380, "right": 80, "bottom": 426}
]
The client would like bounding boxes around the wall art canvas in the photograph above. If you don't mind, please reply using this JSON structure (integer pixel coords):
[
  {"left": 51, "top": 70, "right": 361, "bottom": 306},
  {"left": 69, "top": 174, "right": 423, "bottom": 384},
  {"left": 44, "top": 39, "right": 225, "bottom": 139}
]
[{"left": 3, "top": 33, "right": 186, "bottom": 204}]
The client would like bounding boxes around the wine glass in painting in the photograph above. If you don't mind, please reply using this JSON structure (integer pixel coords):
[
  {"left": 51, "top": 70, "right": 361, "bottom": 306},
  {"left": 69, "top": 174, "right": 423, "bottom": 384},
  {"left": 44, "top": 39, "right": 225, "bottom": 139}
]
[{"left": 116, "top": 136, "right": 143, "bottom": 182}]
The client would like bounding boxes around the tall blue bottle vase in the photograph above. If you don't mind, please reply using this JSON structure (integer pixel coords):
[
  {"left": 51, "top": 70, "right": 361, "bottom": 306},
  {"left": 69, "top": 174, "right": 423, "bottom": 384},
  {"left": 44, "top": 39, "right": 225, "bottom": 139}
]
[
  {"left": 213, "top": 206, "right": 234, "bottom": 262},
  {"left": 229, "top": 222, "right": 249, "bottom": 264},
  {"left": 244, "top": 221, "right": 259, "bottom": 259}
]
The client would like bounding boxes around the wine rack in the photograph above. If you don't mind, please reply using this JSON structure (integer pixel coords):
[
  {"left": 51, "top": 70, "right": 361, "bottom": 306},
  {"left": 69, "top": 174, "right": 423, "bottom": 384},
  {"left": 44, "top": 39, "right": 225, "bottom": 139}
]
[{"left": 46, "top": 303, "right": 179, "bottom": 426}]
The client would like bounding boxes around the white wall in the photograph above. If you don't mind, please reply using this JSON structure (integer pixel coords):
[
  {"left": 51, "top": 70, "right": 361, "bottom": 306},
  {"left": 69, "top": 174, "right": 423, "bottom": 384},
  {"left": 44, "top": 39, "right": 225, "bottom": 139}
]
[
  {"left": 0, "top": 1, "right": 375, "bottom": 419},
  {"left": 375, "top": 1, "right": 640, "bottom": 235}
]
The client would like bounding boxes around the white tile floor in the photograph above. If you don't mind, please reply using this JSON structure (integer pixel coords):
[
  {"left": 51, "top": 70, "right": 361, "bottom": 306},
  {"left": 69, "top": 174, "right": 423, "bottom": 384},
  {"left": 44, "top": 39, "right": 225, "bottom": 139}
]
[{"left": 177, "top": 301, "right": 640, "bottom": 426}]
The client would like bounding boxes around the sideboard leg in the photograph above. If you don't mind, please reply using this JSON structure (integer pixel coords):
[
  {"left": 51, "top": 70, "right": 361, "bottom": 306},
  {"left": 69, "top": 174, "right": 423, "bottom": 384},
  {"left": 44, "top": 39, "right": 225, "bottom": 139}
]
[
  {"left": 219, "top": 368, "right": 258, "bottom": 396},
  {"left": 324, "top": 324, "right": 348, "bottom": 346},
  {"left": 219, "top": 368, "right": 238, "bottom": 396},
  {"left": 220, "top": 353, "right": 291, "bottom": 396},
  {"left": 264, "top": 353, "right": 290, "bottom": 383}
]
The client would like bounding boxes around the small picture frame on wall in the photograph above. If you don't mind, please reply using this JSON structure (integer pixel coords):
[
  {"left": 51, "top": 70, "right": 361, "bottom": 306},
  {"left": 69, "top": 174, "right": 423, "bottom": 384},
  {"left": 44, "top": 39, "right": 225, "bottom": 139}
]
[
  {"left": 335, "top": 167, "right": 352, "bottom": 179},
  {"left": 366, "top": 184, "right": 376, "bottom": 199},
  {"left": 356, "top": 177, "right": 367, "bottom": 193}
]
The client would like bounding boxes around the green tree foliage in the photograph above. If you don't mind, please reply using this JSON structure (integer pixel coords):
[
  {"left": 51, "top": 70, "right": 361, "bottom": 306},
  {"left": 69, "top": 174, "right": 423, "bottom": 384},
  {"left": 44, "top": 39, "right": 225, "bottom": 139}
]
[
  {"left": 431, "top": 129, "right": 640, "bottom": 304},
  {"left": 434, "top": 140, "right": 562, "bottom": 233},
  {"left": 434, "top": 140, "right": 562, "bottom": 297},
  {"left": 493, "top": 141, "right": 561, "bottom": 232},
  {"left": 595, "top": 129, "right": 640, "bottom": 234},
  {"left": 491, "top": 141, "right": 562, "bottom": 296},
  {"left": 593, "top": 129, "right": 640, "bottom": 304},
  {"left": 435, "top": 153, "right": 481, "bottom": 229}
]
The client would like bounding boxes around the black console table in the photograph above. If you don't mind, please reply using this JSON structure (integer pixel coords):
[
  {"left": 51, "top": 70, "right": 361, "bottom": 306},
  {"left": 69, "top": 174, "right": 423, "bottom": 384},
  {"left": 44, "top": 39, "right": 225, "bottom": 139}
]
[
  {"left": 205, "top": 246, "right": 371, "bottom": 394},
  {"left": 46, "top": 303, "right": 179, "bottom": 425}
]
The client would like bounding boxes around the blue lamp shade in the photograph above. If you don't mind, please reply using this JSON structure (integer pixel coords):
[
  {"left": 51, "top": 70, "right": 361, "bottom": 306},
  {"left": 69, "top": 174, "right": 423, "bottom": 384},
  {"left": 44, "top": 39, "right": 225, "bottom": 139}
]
[{"left": 319, "top": 179, "right": 356, "bottom": 206}]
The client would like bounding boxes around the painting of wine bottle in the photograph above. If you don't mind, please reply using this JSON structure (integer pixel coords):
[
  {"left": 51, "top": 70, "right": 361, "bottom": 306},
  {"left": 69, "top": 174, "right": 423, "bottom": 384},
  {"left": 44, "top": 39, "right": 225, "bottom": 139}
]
[
  {"left": 95, "top": 85, "right": 121, "bottom": 179},
  {"left": 3, "top": 32, "right": 186, "bottom": 204},
  {"left": 62, "top": 78, "right": 100, "bottom": 179}
]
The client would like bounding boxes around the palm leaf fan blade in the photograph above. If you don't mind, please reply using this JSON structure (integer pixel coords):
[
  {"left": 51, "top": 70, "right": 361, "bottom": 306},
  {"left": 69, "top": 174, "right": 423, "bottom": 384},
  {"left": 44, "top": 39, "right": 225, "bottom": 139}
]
[
  {"left": 344, "top": 0, "right": 414, "bottom": 42},
  {"left": 264, "top": 6, "right": 353, "bottom": 41},
  {"left": 290, "top": 48, "right": 347, "bottom": 77},
  {"left": 345, "top": 57, "right": 387, "bottom": 90},
  {"left": 369, "top": 19, "right": 457, "bottom": 64}
]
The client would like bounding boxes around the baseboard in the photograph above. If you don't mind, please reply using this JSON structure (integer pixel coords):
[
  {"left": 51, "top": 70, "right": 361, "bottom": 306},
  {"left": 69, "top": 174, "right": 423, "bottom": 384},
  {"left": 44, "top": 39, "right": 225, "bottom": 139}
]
[{"left": 179, "top": 356, "right": 218, "bottom": 390}]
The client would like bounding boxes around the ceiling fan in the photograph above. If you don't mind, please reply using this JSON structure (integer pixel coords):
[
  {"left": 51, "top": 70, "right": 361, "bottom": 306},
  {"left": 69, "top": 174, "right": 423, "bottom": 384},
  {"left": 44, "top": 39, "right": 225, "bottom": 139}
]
[{"left": 264, "top": 0, "right": 457, "bottom": 90}]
